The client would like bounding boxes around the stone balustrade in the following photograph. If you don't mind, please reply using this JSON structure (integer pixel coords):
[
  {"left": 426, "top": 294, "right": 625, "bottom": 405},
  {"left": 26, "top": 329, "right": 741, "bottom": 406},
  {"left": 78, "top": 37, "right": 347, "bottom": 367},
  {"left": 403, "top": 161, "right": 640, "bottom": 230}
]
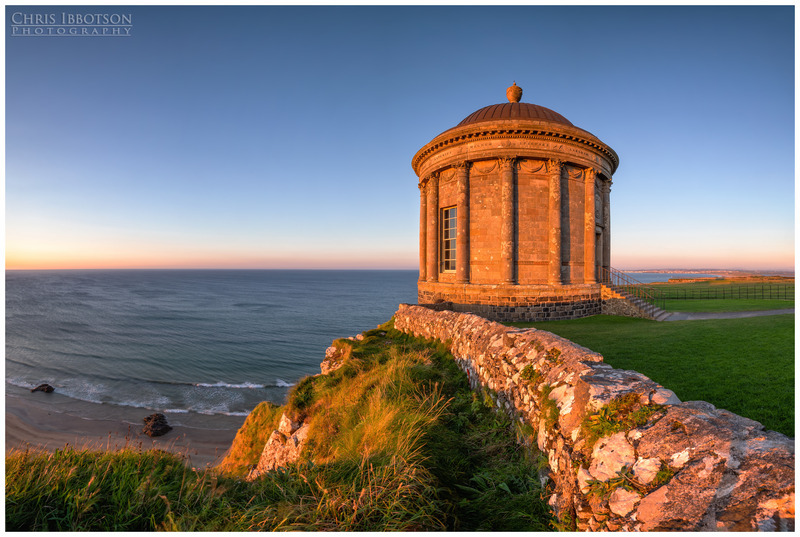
[{"left": 393, "top": 304, "right": 794, "bottom": 531}]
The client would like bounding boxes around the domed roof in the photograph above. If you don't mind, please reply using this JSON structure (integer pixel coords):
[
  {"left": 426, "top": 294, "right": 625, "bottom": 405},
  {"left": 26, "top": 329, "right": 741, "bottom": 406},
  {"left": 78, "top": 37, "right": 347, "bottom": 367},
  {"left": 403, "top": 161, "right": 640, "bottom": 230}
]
[
  {"left": 412, "top": 83, "right": 619, "bottom": 177},
  {"left": 456, "top": 101, "right": 574, "bottom": 128}
]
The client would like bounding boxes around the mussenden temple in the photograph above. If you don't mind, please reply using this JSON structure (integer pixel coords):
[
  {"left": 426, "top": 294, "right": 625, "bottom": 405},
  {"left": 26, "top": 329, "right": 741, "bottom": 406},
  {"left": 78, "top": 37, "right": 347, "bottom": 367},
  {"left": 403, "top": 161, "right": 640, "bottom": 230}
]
[{"left": 413, "top": 83, "right": 618, "bottom": 321}]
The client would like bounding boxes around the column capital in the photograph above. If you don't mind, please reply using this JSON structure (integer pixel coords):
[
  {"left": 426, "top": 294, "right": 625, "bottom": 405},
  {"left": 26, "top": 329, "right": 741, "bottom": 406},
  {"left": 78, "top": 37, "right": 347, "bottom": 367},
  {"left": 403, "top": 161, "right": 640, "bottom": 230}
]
[
  {"left": 420, "top": 172, "right": 438, "bottom": 189},
  {"left": 498, "top": 156, "right": 517, "bottom": 170},
  {"left": 585, "top": 167, "right": 598, "bottom": 181},
  {"left": 452, "top": 160, "right": 471, "bottom": 171},
  {"left": 547, "top": 158, "right": 563, "bottom": 174}
]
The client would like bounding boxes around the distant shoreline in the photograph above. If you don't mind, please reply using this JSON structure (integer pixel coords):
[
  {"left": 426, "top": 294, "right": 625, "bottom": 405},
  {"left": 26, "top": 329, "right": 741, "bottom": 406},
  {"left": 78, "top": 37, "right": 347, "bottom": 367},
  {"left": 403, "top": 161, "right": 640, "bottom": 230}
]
[{"left": 622, "top": 269, "right": 794, "bottom": 277}]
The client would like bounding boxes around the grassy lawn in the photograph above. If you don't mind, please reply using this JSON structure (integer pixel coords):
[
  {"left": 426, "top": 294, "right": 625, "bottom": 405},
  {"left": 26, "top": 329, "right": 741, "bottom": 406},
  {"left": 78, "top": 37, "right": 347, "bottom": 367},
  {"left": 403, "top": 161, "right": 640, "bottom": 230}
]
[
  {"left": 510, "top": 314, "right": 794, "bottom": 437},
  {"left": 662, "top": 298, "right": 794, "bottom": 313}
]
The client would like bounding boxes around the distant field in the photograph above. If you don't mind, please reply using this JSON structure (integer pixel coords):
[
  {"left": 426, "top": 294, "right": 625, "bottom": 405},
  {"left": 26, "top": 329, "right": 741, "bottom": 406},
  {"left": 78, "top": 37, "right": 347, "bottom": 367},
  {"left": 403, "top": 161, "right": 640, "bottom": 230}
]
[
  {"left": 509, "top": 314, "right": 794, "bottom": 437},
  {"left": 640, "top": 279, "right": 794, "bottom": 313},
  {"left": 653, "top": 278, "right": 793, "bottom": 300}
]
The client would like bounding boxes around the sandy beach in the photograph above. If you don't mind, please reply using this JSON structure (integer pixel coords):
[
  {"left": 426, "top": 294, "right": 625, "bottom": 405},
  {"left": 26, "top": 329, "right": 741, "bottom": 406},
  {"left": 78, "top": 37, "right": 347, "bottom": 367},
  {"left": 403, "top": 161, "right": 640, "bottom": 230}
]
[{"left": 6, "top": 385, "right": 246, "bottom": 469}]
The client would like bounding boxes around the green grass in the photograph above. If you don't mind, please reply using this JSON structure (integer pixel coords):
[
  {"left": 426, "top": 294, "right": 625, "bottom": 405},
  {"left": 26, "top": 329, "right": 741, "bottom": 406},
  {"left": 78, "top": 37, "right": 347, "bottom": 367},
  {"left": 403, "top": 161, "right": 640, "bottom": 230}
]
[
  {"left": 662, "top": 298, "right": 793, "bottom": 313},
  {"left": 510, "top": 315, "right": 794, "bottom": 437},
  {"left": 5, "top": 445, "right": 442, "bottom": 531},
  {"left": 7, "top": 320, "right": 553, "bottom": 532}
]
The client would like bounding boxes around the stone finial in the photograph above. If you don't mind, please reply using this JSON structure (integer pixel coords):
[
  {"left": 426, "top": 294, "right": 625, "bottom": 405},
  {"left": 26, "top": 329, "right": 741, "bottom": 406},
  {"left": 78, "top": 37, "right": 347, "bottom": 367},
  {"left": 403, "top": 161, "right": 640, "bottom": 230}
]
[{"left": 506, "top": 82, "right": 522, "bottom": 103}]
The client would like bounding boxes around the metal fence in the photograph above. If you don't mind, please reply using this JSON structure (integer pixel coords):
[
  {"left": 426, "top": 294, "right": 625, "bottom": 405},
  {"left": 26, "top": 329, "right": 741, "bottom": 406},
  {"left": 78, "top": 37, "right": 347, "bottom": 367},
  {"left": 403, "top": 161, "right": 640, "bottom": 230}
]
[
  {"left": 602, "top": 268, "right": 794, "bottom": 307},
  {"left": 601, "top": 267, "right": 665, "bottom": 309},
  {"left": 657, "top": 283, "right": 794, "bottom": 301}
]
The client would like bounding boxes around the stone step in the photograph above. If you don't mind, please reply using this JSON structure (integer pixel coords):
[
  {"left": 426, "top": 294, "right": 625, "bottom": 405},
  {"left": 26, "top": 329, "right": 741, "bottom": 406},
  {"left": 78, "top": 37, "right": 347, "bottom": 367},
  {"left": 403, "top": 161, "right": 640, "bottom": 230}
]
[{"left": 605, "top": 285, "right": 669, "bottom": 321}]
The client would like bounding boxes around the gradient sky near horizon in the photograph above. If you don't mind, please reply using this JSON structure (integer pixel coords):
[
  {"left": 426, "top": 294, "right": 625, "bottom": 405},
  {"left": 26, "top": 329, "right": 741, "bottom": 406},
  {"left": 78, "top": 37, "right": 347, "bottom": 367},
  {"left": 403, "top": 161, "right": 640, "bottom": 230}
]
[{"left": 5, "top": 5, "right": 795, "bottom": 271}]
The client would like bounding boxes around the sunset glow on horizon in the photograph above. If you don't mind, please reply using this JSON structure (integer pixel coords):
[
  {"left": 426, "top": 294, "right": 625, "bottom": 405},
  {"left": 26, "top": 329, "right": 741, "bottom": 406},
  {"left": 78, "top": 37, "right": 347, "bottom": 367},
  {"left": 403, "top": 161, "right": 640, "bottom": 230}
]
[
  {"left": 6, "top": 6, "right": 794, "bottom": 273},
  {"left": 5, "top": 253, "right": 419, "bottom": 272}
]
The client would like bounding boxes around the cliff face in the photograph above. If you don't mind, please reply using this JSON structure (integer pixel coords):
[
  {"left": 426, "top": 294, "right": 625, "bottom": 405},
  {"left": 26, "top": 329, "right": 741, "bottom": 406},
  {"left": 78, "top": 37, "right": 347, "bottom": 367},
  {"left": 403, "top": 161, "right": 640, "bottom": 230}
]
[{"left": 392, "top": 304, "right": 794, "bottom": 531}]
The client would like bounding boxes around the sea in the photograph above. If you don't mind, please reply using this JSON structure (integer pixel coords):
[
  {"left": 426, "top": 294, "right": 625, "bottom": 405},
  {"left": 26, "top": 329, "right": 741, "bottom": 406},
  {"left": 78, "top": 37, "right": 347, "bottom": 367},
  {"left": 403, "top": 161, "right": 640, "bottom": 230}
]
[
  {"left": 6, "top": 270, "right": 418, "bottom": 426},
  {"left": 621, "top": 272, "right": 723, "bottom": 284},
  {"left": 5, "top": 268, "right": 721, "bottom": 429}
]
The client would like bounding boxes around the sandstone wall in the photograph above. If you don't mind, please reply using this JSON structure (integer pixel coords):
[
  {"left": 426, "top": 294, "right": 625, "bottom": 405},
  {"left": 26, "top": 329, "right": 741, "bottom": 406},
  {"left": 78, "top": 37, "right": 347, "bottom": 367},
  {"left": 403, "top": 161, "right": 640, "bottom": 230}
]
[{"left": 394, "top": 304, "right": 794, "bottom": 531}]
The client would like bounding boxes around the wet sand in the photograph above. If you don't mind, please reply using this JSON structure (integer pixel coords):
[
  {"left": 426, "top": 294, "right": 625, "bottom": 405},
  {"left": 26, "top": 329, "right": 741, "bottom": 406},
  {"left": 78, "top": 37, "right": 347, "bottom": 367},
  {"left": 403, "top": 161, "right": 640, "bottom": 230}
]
[{"left": 6, "top": 387, "right": 245, "bottom": 468}]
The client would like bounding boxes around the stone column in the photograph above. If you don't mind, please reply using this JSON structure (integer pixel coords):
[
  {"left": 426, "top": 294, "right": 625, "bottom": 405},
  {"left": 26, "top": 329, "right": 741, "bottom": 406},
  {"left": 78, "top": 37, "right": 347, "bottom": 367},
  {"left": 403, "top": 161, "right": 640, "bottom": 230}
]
[
  {"left": 602, "top": 179, "right": 612, "bottom": 275},
  {"left": 583, "top": 168, "right": 597, "bottom": 284},
  {"left": 548, "top": 159, "right": 563, "bottom": 285},
  {"left": 499, "top": 157, "right": 516, "bottom": 284},
  {"left": 426, "top": 173, "right": 439, "bottom": 282},
  {"left": 455, "top": 162, "right": 470, "bottom": 283},
  {"left": 596, "top": 231, "right": 605, "bottom": 283},
  {"left": 419, "top": 181, "right": 427, "bottom": 281}
]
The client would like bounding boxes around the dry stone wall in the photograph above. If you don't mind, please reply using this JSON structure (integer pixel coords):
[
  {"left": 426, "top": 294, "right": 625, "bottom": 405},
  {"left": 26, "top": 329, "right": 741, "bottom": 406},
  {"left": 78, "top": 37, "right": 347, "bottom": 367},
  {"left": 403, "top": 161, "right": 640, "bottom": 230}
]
[{"left": 393, "top": 304, "right": 794, "bottom": 531}]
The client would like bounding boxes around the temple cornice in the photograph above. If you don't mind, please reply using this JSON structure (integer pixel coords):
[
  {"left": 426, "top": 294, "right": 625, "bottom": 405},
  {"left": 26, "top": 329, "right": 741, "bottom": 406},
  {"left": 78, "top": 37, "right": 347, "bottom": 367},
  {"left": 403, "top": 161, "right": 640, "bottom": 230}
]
[{"left": 413, "top": 122, "right": 618, "bottom": 179}]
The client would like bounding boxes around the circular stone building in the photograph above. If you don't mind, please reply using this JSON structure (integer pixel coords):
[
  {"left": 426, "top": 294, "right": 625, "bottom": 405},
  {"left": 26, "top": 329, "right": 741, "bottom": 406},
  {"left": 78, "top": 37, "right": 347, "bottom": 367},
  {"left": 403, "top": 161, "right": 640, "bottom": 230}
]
[{"left": 412, "top": 83, "right": 619, "bottom": 321}]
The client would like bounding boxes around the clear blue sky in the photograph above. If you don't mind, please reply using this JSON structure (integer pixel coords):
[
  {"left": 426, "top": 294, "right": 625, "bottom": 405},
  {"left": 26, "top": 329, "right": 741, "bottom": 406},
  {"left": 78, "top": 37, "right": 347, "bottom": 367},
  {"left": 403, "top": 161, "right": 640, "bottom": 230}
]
[{"left": 5, "top": 5, "right": 795, "bottom": 271}]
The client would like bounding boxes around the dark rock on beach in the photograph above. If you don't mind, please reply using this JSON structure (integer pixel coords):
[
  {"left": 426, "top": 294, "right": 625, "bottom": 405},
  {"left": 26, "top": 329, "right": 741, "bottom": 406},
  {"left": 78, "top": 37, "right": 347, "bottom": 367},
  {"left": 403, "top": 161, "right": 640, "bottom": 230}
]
[
  {"left": 142, "top": 413, "right": 173, "bottom": 437},
  {"left": 31, "top": 383, "right": 55, "bottom": 393}
]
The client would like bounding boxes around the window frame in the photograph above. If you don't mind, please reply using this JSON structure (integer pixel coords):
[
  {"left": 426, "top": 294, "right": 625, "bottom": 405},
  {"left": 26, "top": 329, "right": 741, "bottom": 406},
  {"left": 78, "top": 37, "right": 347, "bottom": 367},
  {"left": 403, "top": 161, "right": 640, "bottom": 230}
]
[{"left": 440, "top": 206, "right": 457, "bottom": 273}]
